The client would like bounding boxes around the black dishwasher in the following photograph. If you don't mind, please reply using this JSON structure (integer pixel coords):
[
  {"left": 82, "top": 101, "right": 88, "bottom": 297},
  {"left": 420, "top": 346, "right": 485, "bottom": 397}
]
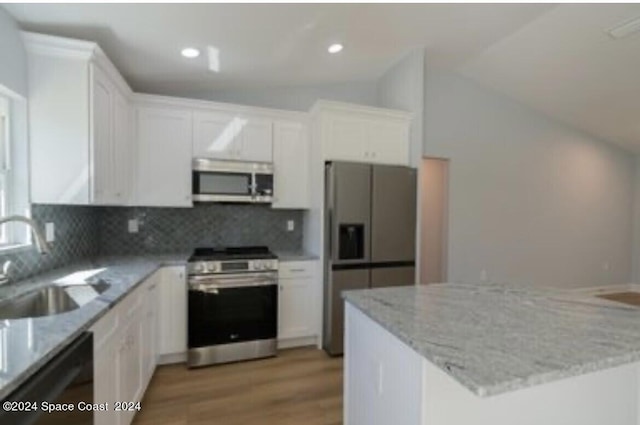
[{"left": 0, "top": 332, "right": 94, "bottom": 425}]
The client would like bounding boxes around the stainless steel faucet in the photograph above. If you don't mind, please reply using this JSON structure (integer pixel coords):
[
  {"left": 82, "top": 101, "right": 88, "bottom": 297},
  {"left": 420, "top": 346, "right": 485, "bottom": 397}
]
[{"left": 0, "top": 215, "right": 51, "bottom": 285}]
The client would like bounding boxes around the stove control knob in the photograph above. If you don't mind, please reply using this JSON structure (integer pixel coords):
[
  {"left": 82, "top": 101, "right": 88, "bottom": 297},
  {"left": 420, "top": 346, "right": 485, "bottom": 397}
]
[
  {"left": 207, "top": 263, "right": 218, "bottom": 273},
  {"left": 193, "top": 263, "right": 205, "bottom": 273}
]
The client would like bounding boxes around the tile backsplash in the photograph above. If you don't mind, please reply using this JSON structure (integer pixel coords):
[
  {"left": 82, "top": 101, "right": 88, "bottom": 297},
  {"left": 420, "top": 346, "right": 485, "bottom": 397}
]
[
  {"left": 96, "top": 204, "right": 304, "bottom": 255},
  {"left": 0, "top": 204, "right": 99, "bottom": 282},
  {"left": 0, "top": 203, "right": 303, "bottom": 282}
]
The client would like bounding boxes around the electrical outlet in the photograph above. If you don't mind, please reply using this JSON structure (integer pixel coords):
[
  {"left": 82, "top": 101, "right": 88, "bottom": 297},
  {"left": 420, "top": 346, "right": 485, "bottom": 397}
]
[
  {"left": 128, "top": 219, "right": 139, "bottom": 233},
  {"left": 45, "top": 222, "right": 55, "bottom": 242},
  {"left": 287, "top": 220, "right": 295, "bottom": 232}
]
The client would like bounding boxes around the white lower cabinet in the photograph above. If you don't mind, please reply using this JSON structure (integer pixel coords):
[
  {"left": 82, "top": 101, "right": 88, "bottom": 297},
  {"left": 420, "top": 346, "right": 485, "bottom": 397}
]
[
  {"left": 92, "top": 270, "right": 164, "bottom": 425},
  {"left": 157, "top": 266, "right": 187, "bottom": 361},
  {"left": 93, "top": 309, "right": 119, "bottom": 425},
  {"left": 117, "top": 317, "right": 143, "bottom": 425},
  {"left": 278, "top": 261, "right": 318, "bottom": 347},
  {"left": 141, "top": 277, "right": 159, "bottom": 380}
]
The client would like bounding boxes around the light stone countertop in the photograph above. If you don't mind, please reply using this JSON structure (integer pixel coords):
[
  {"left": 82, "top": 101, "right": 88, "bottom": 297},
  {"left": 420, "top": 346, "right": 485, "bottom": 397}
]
[
  {"left": 0, "top": 254, "right": 189, "bottom": 400},
  {"left": 274, "top": 251, "right": 319, "bottom": 262},
  {"left": 343, "top": 283, "right": 640, "bottom": 397}
]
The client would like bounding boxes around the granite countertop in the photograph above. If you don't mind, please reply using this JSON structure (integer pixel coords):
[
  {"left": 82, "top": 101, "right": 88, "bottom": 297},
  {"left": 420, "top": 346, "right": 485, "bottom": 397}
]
[
  {"left": 344, "top": 283, "right": 640, "bottom": 397},
  {"left": 0, "top": 254, "right": 189, "bottom": 400},
  {"left": 275, "top": 251, "right": 319, "bottom": 262}
]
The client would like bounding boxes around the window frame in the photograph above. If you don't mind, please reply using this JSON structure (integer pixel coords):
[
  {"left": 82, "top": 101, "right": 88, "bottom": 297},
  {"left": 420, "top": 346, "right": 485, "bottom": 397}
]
[{"left": 0, "top": 92, "right": 31, "bottom": 250}]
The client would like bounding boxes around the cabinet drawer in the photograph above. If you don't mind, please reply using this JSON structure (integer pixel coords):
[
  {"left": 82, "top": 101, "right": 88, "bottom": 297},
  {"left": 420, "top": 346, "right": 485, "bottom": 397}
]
[
  {"left": 279, "top": 261, "right": 316, "bottom": 279},
  {"left": 118, "top": 285, "right": 144, "bottom": 321},
  {"left": 91, "top": 308, "right": 119, "bottom": 348}
]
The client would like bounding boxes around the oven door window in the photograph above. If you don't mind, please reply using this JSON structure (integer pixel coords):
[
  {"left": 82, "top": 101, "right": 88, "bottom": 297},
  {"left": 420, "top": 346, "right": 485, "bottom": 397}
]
[
  {"left": 254, "top": 173, "right": 273, "bottom": 197},
  {"left": 193, "top": 171, "right": 252, "bottom": 195},
  {"left": 188, "top": 285, "right": 277, "bottom": 347}
]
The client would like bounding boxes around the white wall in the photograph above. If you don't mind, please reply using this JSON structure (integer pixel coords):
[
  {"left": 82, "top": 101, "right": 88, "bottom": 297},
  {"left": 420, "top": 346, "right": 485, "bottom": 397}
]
[
  {"left": 176, "top": 81, "right": 378, "bottom": 112},
  {"left": 376, "top": 49, "right": 425, "bottom": 168},
  {"left": 424, "top": 70, "right": 635, "bottom": 289},
  {"left": 0, "top": 6, "right": 28, "bottom": 97},
  {"left": 420, "top": 158, "right": 449, "bottom": 284},
  {"left": 631, "top": 156, "right": 640, "bottom": 282}
]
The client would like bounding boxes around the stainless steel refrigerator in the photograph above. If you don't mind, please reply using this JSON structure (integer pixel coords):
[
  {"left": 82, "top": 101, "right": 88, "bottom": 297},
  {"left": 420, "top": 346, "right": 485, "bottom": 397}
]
[{"left": 323, "top": 161, "right": 417, "bottom": 355}]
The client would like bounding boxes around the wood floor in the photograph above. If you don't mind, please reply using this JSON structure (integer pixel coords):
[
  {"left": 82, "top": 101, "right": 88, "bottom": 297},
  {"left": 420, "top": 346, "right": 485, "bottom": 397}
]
[
  {"left": 133, "top": 348, "right": 343, "bottom": 425},
  {"left": 597, "top": 291, "right": 640, "bottom": 307}
]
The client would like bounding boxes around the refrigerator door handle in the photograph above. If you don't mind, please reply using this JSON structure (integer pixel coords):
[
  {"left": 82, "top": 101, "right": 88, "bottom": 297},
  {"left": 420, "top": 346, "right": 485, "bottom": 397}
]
[{"left": 327, "top": 207, "right": 333, "bottom": 259}]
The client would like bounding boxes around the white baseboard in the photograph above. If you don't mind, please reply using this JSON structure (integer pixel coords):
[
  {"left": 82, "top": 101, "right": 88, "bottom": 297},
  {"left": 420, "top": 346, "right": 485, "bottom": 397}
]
[
  {"left": 277, "top": 336, "right": 317, "bottom": 350},
  {"left": 157, "top": 352, "right": 187, "bottom": 365}
]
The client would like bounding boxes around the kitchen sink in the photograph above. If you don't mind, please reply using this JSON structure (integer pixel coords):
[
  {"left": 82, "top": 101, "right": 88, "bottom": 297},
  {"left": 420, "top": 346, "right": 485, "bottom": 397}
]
[{"left": 0, "top": 281, "right": 111, "bottom": 320}]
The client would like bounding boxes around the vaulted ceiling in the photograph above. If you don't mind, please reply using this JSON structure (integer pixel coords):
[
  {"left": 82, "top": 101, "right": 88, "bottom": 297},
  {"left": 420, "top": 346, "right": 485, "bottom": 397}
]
[
  {"left": 4, "top": 3, "right": 549, "bottom": 92},
  {"left": 5, "top": 3, "right": 640, "bottom": 151}
]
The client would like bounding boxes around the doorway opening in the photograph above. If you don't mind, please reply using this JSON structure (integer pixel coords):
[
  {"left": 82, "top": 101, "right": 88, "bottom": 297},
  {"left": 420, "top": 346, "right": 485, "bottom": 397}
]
[{"left": 419, "top": 157, "right": 449, "bottom": 284}]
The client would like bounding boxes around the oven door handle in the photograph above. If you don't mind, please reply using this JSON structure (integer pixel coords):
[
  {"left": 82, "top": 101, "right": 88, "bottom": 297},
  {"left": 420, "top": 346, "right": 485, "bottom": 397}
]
[{"left": 188, "top": 276, "right": 277, "bottom": 291}]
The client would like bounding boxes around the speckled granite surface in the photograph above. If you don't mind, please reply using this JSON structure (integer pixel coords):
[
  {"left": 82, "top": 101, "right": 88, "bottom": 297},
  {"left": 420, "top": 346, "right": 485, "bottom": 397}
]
[
  {"left": 344, "top": 283, "right": 640, "bottom": 397},
  {"left": 275, "top": 251, "right": 319, "bottom": 262},
  {"left": 0, "top": 254, "right": 189, "bottom": 400}
]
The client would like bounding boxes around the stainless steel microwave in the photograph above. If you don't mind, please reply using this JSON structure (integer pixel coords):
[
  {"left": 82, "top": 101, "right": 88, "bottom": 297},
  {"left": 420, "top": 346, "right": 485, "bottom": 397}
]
[{"left": 192, "top": 158, "right": 274, "bottom": 203}]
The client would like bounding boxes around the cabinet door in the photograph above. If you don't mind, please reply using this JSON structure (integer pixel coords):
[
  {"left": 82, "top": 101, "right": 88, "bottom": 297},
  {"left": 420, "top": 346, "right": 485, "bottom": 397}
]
[
  {"left": 237, "top": 117, "right": 273, "bottom": 162},
  {"left": 93, "top": 309, "right": 119, "bottom": 425},
  {"left": 95, "top": 340, "right": 118, "bottom": 425},
  {"left": 324, "top": 114, "right": 367, "bottom": 162},
  {"left": 135, "top": 106, "right": 192, "bottom": 207},
  {"left": 141, "top": 275, "right": 159, "bottom": 385},
  {"left": 158, "top": 266, "right": 187, "bottom": 357},
  {"left": 113, "top": 89, "right": 132, "bottom": 204},
  {"left": 366, "top": 119, "right": 410, "bottom": 166},
  {"left": 117, "top": 320, "right": 143, "bottom": 425},
  {"left": 272, "top": 121, "right": 310, "bottom": 209},
  {"left": 278, "top": 276, "right": 314, "bottom": 340},
  {"left": 91, "top": 65, "right": 115, "bottom": 204},
  {"left": 193, "top": 111, "right": 241, "bottom": 160}
]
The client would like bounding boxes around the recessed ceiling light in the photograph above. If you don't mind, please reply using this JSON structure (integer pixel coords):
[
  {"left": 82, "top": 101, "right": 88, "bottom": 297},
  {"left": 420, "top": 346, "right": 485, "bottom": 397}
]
[
  {"left": 328, "top": 43, "right": 343, "bottom": 54},
  {"left": 181, "top": 47, "right": 200, "bottom": 58}
]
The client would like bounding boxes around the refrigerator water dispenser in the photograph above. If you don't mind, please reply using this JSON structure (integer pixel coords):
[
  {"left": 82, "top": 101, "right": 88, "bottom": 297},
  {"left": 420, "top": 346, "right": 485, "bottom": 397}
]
[{"left": 339, "top": 224, "right": 364, "bottom": 260}]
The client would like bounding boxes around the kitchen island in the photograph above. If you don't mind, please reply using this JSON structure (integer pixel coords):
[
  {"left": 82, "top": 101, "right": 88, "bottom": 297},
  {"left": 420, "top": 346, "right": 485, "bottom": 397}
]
[{"left": 343, "top": 283, "right": 640, "bottom": 425}]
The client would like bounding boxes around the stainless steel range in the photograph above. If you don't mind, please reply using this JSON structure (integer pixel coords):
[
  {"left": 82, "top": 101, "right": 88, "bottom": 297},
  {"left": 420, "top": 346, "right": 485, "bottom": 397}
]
[{"left": 187, "top": 246, "right": 278, "bottom": 367}]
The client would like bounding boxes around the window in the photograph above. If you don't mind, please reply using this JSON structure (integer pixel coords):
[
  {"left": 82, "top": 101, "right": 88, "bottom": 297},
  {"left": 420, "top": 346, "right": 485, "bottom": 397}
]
[
  {"left": 0, "top": 92, "right": 30, "bottom": 249},
  {"left": 0, "top": 95, "right": 11, "bottom": 244}
]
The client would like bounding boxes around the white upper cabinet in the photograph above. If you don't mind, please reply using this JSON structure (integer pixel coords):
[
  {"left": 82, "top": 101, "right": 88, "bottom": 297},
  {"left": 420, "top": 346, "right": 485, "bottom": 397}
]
[
  {"left": 236, "top": 117, "right": 273, "bottom": 162},
  {"left": 326, "top": 115, "right": 368, "bottom": 162},
  {"left": 90, "top": 64, "right": 115, "bottom": 205},
  {"left": 312, "top": 100, "right": 412, "bottom": 166},
  {"left": 25, "top": 32, "right": 134, "bottom": 205},
  {"left": 193, "top": 111, "right": 240, "bottom": 160},
  {"left": 193, "top": 110, "right": 273, "bottom": 162},
  {"left": 134, "top": 104, "right": 193, "bottom": 207},
  {"left": 113, "top": 89, "right": 134, "bottom": 204},
  {"left": 272, "top": 120, "right": 310, "bottom": 209},
  {"left": 366, "top": 118, "right": 410, "bottom": 165}
]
